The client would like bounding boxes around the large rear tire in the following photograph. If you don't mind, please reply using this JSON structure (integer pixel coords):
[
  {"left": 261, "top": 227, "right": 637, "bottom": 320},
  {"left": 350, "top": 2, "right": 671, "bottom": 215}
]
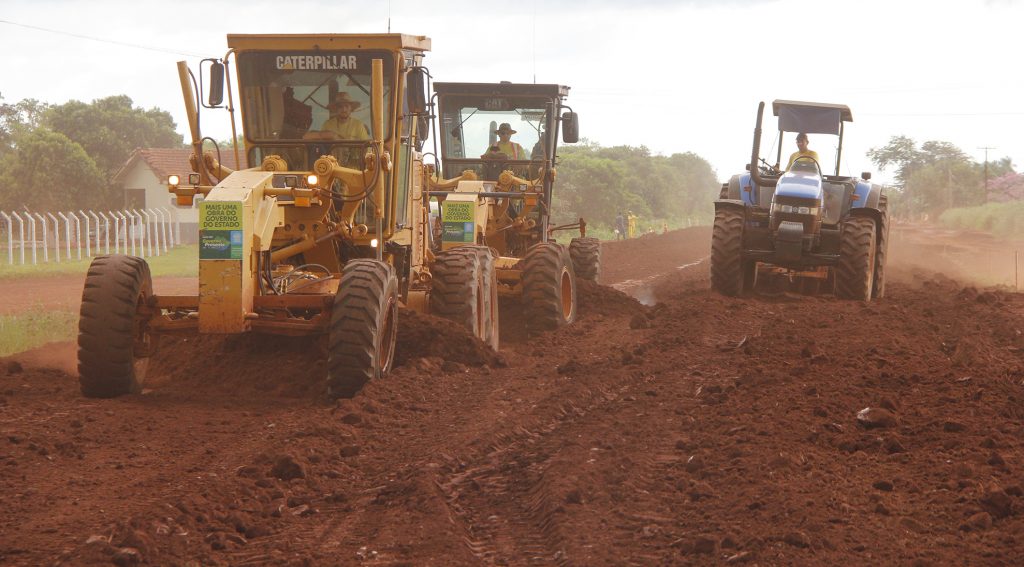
[
  {"left": 327, "top": 260, "right": 399, "bottom": 398},
  {"left": 569, "top": 237, "right": 601, "bottom": 282},
  {"left": 430, "top": 246, "right": 499, "bottom": 349},
  {"left": 710, "top": 207, "right": 746, "bottom": 296},
  {"left": 872, "top": 195, "right": 890, "bottom": 299},
  {"left": 522, "top": 242, "right": 577, "bottom": 333},
  {"left": 835, "top": 216, "right": 877, "bottom": 301},
  {"left": 77, "top": 255, "right": 153, "bottom": 398}
]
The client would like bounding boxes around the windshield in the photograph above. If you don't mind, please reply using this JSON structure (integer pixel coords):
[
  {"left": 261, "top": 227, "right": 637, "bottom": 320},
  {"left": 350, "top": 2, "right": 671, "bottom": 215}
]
[
  {"left": 236, "top": 50, "right": 394, "bottom": 146},
  {"left": 439, "top": 94, "right": 554, "bottom": 180}
]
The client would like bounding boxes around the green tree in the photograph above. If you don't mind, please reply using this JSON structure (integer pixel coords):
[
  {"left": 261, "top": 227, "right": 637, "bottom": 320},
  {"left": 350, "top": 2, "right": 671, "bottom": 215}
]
[
  {"left": 43, "top": 95, "right": 183, "bottom": 177},
  {"left": 868, "top": 136, "right": 979, "bottom": 218},
  {"left": 552, "top": 141, "right": 718, "bottom": 232},
  {"left": 0, "top": 128, "right": 104, "bottom": 211},
  {"left": 0, "top": 95, "right": 48, "bottom": 158}
]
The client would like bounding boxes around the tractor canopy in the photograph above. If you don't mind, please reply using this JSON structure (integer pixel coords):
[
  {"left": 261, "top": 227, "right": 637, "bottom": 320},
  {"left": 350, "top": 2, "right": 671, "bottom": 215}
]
[
  {"left": 766, "top": 100, "right": 853, "bottom": 178},
  {"left": 772, "top": 100, "right": 852, "bottom": 135}
]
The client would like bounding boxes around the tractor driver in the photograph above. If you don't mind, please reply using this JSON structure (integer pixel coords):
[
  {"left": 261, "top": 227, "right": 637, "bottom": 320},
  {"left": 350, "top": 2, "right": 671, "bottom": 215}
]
[{"left": 783, "top": 132, "right": 820, "bottom": 171}]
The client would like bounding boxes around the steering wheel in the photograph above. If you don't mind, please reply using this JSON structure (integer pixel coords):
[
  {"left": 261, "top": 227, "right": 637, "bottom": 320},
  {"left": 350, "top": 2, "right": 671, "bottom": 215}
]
[
  {"left": 758, "top": 157, "right": 783, "bottom": 177},
  {"left": 791, "top": 155, "right": 823, "bottom": 176}
]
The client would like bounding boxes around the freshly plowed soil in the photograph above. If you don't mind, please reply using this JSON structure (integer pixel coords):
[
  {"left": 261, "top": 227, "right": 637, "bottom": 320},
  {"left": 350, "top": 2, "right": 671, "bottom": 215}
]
[{"left": 3, "top": 223, "right": 1024, "bottom": 565}]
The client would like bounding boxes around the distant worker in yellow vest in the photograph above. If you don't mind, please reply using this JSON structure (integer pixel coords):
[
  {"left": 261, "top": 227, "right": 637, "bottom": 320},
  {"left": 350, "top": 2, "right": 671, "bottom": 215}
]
[
  {"left": 307, "top": 92, "right": 369, "bottom": 141},
  {"left": 494, "top": 123, "right": 527, "bottom": 159},
  {"left": 784, "top": 132, "right": 819, "bottom": 171},
  {"left": 627, "top": 210, "right": 638, "bottom": 239}
]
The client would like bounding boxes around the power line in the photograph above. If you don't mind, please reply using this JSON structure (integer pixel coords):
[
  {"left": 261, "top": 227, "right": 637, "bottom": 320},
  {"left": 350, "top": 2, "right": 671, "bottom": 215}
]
[{"left": 0, "top": 18, "right": 208, "bottom": 58}]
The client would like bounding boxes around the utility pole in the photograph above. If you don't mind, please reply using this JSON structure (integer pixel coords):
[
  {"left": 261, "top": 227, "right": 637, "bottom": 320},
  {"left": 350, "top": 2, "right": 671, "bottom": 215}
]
[{"left": 979, "top": 146, "right": 995, "bottom": 198}]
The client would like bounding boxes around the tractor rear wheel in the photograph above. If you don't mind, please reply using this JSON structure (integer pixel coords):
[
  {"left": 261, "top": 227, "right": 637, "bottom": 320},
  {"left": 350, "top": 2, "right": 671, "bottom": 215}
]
[
  {"left": 78, "top": 255, "right": 154, "bottom": 398},
  {"left": 430, "top": 246, "right": 498, "bottom": 349},
  {"left": 835, "top": 216, "right": 877, "bottom": 301},
  {"left": 327, "top": 260, "right": 398, "bottom": 398},
  {"left": 872, "top": 195, "right": 890, "bottom": 299},
  {"left": 569, "top": 237, "right": 601, "bottom": 281},
  {"left": 710, "top": 207, "right": 746, "bottom": 296},
  {"left": 522, "top": 242, "right": 577, "bottom": 333}
]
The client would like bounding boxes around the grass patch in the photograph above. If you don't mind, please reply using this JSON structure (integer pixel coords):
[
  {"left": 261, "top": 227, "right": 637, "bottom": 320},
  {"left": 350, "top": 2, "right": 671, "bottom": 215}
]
[
  {"left": 0, "top": 245, "right": 198, "bottom": 280},
  {"left": 0, "top": 309, "right": 78, "bottom": 357},
  {"left": 939, "top": 203, "right": 1024, "bottom": 240}
]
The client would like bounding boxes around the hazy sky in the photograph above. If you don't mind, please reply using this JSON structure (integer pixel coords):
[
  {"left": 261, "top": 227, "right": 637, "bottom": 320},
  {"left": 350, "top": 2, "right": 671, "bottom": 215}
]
[{"left": 2, "top": 0, "right": 1021, "bottom": 185}]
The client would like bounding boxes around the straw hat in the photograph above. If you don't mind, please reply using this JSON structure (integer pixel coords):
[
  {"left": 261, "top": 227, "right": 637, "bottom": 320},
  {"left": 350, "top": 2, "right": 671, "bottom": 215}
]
[{"left": 328, "top": 92, "right": 361, "bottom": 110}]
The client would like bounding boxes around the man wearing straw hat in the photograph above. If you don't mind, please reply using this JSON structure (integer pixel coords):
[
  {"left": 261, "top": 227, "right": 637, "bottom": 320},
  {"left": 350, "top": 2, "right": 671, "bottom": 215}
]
[
  {"left": 308, "top": 92, "right": 369, "bottom": 141},
  {"left": 493, "top": 122, "right": 526, "bottom": 159}
]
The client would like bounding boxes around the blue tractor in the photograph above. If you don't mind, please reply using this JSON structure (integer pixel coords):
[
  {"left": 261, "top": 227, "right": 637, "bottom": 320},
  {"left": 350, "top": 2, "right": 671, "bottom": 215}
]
[{"left": 712, "top": 100, "right": 889, "bottom": 300}]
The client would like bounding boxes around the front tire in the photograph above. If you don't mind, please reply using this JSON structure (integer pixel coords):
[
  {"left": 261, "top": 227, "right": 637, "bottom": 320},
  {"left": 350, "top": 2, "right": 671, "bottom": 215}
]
[
  {"left": 710, "top": 207, "right": 746, "bottom": 296},
  {"left": 327, "top": 260, "right": 399, "bottom": 398},
  {"left": 522, "top": 242, "right": 577, "bottom": 333},
  {"left": 430, "top": 246, "right": 499, "bottom": 349},
  {"left": 569, "top": 237, "right": 601, "bottom": 282},
  {"left": 77, "top": 255, "right": 153, "bottom": 398},
  {"left": 835, "top": 216, "right": 877, "bottom": 301}
]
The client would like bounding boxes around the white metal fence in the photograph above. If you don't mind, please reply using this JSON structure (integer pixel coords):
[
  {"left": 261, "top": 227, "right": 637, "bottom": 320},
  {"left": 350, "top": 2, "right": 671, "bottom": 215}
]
[{"left": 0, "top": 208, "right": 182, "bottom": 266}]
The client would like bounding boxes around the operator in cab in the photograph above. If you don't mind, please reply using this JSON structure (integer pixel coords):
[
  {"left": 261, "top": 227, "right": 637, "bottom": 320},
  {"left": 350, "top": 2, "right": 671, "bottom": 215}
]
[
  {"left": 783, "top": 132, "right": 819, "bottom": 171},
  {"left": 493, "top": 122, "right": 527, "bottom": 159},
  {"left": 305, "top": 92, "right": 369, "bottom": 141}
]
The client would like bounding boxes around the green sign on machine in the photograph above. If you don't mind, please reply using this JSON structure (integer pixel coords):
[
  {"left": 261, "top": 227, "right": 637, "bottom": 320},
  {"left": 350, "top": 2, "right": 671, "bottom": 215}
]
[
  {"left": 442, "top": 201, "right": 475, "bottom": 244},
  {"left": 199, "top": 201, "right": 243, "bottom": 260}
]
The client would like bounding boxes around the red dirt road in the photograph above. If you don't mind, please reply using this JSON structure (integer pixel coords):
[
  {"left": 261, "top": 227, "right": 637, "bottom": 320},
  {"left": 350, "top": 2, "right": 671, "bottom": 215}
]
[
  {"left": 3, "top": 226, "right": 1024, "bottom": 565},
  {"left": 0, "top": 276, "right": 196, "bottom": 315}
]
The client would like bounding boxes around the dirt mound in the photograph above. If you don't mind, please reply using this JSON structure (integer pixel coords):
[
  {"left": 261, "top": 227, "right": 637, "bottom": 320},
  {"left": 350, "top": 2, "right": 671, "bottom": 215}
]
[
  {"left": 144, "top": 309, "right": 502, "bottom": 399},
  {"left": 394, "top": 308, "right": 503, "bottom": 368},
  {"left": 576, "top": 279, "right": 646, "bottom": 318}
]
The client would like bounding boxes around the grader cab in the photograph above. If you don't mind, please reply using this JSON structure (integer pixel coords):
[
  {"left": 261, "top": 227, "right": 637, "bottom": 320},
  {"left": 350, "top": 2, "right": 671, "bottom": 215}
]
[
  {"left": 429, "top": 81, "right": 598, "bottom": 331},
  {"left": 76, "top": 33, "right": 503, "bottom": 399}
]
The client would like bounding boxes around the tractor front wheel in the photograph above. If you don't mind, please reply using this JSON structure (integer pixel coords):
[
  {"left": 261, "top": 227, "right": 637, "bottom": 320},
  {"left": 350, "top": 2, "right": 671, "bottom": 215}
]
[
  {"left": 522, "top": 242, "right": 577, "bottom": 333},
  {"left": 569, "top": 237, "right": 601, "bottom": 282},
  {"left": 835, "top": 216, "right": 877, "bottom": 301},
  {"left": 327, "top": 260, "right": 399, "bottom": 398},
  {"left": 77, "top": 255, "right": 154, "bottom": 398}
]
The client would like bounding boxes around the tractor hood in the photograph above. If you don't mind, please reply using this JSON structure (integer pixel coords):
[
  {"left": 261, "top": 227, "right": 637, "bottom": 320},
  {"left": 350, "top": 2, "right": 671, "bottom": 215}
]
[{"left": 775, "top": 169, "right": 822, "bottom": 201}]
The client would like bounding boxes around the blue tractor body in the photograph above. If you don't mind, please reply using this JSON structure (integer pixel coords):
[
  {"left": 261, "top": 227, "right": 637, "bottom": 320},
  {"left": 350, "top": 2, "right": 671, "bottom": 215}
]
[{"left": 711, "top": 100, "right": 889, "bottom": 300}]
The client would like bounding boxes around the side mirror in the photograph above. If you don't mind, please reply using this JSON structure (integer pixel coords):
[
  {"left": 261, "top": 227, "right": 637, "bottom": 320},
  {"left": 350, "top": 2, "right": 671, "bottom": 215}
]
[
  {"left": 208, "top": 62, "right": 225, "bottom": 107},
  {"left": 861, "top": 171, "right": 872, "bottom": 181},
  {"left": 561, "top": 112, "right": 579, "bottom": 143},
  {"left": 407, "top": 68, "right": 427, "bottom": 115},
  {"left": 745, "top": 164, "right": 751, "bottom": 171}
]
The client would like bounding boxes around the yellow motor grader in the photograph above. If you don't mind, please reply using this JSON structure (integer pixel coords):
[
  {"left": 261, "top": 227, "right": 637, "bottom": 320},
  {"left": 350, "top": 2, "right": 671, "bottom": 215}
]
[
  {"left": 427, "top": 81, "right": 594, "bottom": 333},
  {"left": 77, "top": 33, "right": 506, "bottom": 399}
]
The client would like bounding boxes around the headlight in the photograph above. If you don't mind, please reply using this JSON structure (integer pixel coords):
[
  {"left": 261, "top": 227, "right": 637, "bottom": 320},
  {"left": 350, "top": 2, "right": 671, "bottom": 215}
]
[
  {"left": 772, "top": 203, "right": 819, "bottom": 216},
  {"left": 306, "top": 174, "right": 318, "bottom": 186},
  {"left": 168, "top": 174, "right": 180, "bottom": 186}
]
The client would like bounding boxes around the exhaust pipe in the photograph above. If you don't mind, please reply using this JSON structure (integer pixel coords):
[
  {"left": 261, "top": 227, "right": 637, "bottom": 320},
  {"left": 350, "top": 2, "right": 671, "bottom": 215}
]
[{"left": 748, "top": 101, "right": 777, "bottom": 188}]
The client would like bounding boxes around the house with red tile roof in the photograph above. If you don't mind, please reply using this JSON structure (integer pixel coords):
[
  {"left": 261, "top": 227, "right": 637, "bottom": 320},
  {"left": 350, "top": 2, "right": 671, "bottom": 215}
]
[{"left": 113, "top": 148, "right": 243, "bottom": 243}]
